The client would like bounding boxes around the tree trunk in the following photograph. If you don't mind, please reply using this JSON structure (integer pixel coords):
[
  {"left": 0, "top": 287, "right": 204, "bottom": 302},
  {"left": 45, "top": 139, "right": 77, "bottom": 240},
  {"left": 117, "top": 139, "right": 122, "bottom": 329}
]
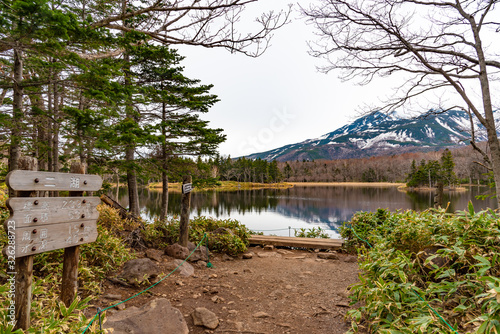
[
  {"left": 160, "top": 170, "right": 168, "bottom": 221},
  {"left": 8, "top": 47, "right": 23, "bottom": 177}
]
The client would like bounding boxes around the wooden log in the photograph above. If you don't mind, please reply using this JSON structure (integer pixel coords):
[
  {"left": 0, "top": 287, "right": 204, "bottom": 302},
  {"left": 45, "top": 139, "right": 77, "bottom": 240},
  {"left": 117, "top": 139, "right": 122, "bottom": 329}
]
[
  {"left": 61, "top": 163, "right": 85, "bottom": 307},
  {"left": 179, "top": 175, "right": 192, "bottom": 247},
  {"left": 13, "top": 156, "right": 37, "bottom": 331},
  {"left": 100, "top": 193, "right": 142, "bottom": 224}
]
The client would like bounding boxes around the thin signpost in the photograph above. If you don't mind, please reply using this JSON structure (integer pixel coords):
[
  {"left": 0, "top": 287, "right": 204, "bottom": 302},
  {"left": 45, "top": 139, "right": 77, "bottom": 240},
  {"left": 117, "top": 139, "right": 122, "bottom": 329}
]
[
  {"left": 4, "top": 167, "right": 102, "bottom": 330},
  {"left": 179, "top": 175, "right": 192, "bottom": 247}
]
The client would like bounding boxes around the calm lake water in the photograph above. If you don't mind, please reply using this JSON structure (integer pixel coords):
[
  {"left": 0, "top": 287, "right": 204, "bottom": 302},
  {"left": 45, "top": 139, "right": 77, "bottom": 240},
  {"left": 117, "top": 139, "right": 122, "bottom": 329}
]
[{"left": 112, "top": 185, "right": 497, "bottom": 238}]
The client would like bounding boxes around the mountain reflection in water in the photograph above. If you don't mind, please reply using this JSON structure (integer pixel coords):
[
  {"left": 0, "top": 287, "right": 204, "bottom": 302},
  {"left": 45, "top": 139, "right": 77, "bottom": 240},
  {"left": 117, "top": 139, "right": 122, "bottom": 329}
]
[{"left": 113, "top": 185, "right": 497, "bottom": 237}]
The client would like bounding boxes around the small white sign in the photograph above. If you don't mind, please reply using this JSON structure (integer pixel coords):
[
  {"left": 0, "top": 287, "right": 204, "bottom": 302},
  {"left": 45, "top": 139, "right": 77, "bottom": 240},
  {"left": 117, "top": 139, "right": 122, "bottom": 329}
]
[{"left": 182, "top": 183, "right": 192, "bottom": 194}]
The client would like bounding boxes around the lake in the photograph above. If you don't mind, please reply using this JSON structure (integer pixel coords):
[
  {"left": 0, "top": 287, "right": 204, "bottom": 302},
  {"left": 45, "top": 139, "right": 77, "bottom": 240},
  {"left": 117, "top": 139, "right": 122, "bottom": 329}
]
[{"left": 112, "top": 185, "right": 497, "bottom": 238}]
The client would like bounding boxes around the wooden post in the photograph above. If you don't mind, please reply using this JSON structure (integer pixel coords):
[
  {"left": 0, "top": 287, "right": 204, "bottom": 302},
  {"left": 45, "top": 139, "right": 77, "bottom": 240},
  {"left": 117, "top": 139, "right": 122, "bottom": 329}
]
[
  {"left": 179, "top": 175, "right": 192, "bottom": 247},
  {"left": 61, "top": 162, "right": 85, "bottom": 306},
  {"left": 14, "top": 156, "right": 37, "bottom": 331}
]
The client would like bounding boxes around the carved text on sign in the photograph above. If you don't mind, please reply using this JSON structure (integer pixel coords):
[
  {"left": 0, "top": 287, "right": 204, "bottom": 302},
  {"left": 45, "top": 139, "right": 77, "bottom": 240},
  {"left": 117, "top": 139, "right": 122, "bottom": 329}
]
[{"left": 13, "top": 221, "right": 98, "bottom": 258}]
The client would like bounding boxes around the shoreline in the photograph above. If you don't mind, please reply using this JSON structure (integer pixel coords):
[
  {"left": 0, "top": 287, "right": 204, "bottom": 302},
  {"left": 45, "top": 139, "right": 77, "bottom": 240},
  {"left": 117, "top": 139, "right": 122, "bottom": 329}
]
[{"left": 289, "top": 181, "right": 402, "bottom": 187}]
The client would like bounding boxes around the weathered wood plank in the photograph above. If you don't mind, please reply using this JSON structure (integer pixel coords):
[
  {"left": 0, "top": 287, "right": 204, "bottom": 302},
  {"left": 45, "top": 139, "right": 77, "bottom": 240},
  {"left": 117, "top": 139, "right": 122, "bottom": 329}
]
[
  {"left": 249, "top": 235, "right": 343, "bottom": 250},
  {"left": 12, "top": 220, "right": 98, "bottom": 258},
  {"left": 6, "top": 170, "right": 102, "bottom": 191},
  {"left": 61, "top": 162, "right": 86, "bottom": 307},
  {"left": 5, "top": 197, "right": 100, "bottom": 228}
]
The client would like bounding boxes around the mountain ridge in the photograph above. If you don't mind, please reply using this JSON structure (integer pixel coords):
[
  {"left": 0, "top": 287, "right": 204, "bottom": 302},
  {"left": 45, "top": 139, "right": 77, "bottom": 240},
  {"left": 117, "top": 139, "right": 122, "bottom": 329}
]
[{"left": 243, "top": 110, "right": 489, "bottom": 162}]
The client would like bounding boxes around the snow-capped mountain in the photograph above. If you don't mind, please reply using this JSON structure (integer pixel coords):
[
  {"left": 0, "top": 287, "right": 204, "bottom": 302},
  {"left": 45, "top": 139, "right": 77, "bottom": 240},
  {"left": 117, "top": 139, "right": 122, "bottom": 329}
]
[{"left": 244, "top": 110, "right": 488, "bottom": 161}]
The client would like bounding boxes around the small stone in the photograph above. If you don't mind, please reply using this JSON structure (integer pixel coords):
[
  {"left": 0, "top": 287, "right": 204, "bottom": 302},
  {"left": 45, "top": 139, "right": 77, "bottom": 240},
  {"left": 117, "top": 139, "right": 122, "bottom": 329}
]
[
  {"left": 286, "top": 256, "right": 306, "bottom": 260},
  {"left": 102, "top": 294, "right": 122, "bottom": 300},
  {"left": 197, "top": 261, "right": 207, "bottom": 267},
  {"left": 192, "top": 307, "right": 219, "bottom": 329},
  {"left": 253, "top": 312, "right": 271, "bottom": 318},
  {"left": 303, "top": 292, "right": 312, "bottom": 297},
  {"left": 277, "top": 323, "right": 291, "bottom": 328},
  {"left": 285, "top": 285, "right": 293, "bottom": 290},
  {"left": 243, "top": 269, "right": 253, "bottom": 273},
  {"left": 277, "top": 249, "right": 293, "bottom": 255},
  {"left": 344, "top": 255, "right": 358, "bottom": 263},
  {"left": 263, "top": 245, "right": 274, "bottom": 251},
  {"left": 209, "top": 274, "right": 218, "bottom": 279},
  {"left": 336, "top": 301, "right": 350, "bottom": 307},
  {"left": 222, "top": 254, "right": 234, "bottom": 261},
  {"left": 242, "top": 253, "right": 253, "bottom": 259},
  {"left": 115, "top": 303, "right": 126, "bottom": 310},
  {"left": 314, "top": 249, "right": 320, "bottom": 253},
  {"left": 304, "top": 271, "right": 313, "bottom": 275},
  {"left": 228, "top": 310, "right": 238, "bottom": 315},
  {"left": 176, "top": 280, "right": 185, "bottom": 286},
  {"left": 145, "top": 248, "right": 163, "bottom": 262},
  {"left": 318, "top": 252, "right": 339, "bottom": 260},
  {"left": 173, "top": 259, "right": 195, "bottom": 277},
  {"left": 228, "top": 301, "right": 235, "bottom": 305}
]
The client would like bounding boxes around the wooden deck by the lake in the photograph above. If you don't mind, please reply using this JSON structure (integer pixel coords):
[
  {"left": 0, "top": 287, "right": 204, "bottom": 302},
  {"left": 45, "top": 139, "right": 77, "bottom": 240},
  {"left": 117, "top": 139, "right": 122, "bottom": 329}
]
[{"left": 249, "top": 235, "right": 343, "bottom": 250}]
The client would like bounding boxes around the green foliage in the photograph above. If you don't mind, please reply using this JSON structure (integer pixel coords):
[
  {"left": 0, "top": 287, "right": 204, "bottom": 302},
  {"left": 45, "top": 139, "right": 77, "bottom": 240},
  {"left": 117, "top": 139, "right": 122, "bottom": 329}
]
[
  {"left": 294, "top": 227, "right": 330, "bottom": 239},
  {"left": 407, "top": 150, "right": 457, "bottom": 188},
  {"left": 341, "top": 206, "right": 500, "bottom": 333},
  {"left": 144, "top": 216, "right": 251, "bottom": 255}
]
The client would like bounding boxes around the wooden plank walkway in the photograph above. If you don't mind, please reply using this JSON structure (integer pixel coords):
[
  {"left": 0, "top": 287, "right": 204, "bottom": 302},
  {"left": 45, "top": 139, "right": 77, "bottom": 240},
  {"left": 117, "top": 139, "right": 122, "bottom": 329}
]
[{"left": 249, "top": 235, "right": 343, "bottom": 250}]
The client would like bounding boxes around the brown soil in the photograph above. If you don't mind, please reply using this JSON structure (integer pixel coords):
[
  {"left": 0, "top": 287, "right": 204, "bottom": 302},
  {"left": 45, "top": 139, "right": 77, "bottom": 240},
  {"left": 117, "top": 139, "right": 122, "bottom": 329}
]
[{"left": 92, "top": 246, "right": 360, "bottom": 334}]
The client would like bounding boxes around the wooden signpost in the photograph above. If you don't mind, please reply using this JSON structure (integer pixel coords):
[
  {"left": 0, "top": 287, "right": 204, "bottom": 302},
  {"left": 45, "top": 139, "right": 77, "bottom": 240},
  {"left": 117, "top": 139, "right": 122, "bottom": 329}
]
[
  {"left": 179, "top": 175, "right": 192, "bottom": 247},
  {"left": 4, "top": 168, "right": 102, "bottom": 330}
]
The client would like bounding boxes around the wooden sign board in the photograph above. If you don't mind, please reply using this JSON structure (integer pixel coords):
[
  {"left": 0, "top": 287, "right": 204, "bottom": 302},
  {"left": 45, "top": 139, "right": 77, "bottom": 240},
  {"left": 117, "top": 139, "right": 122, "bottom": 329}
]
[
  {"left": 5, "top": 197, "right": 100, "bottom": 228},
  {"left": 182, "top": 183, "right": 192, "bottom": 194},
  {"left": 7, "top": 220, "right": 98, "bottom": 258},
  {"left": 6, "top": 170, "right": 103, "bottom": 192}
]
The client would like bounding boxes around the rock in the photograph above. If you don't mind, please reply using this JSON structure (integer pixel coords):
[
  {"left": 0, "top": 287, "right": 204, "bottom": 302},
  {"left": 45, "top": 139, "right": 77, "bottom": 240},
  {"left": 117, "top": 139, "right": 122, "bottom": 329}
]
[
  {"left": 117, "top": 258, "right": 159, "bottom": 285},
  {"left": 103, "top": 298, "right": 188, "bottom": 334},
  {"left": 165, "top": 244, "right": 190, "bottom": 260},
  {"left": 263, "top": 245, "right": 274, "bottom": 251},
  {"left": 145, "top": 248, "right": 163, "bottom": 262},
  {"left": 197, "top": 261, "right": 208, "bottom": 268},
  {"left": 173, "top": 259, "right": 195, "bottom": 277},
  {"left": 242, "top": 253, "right": 253, "bottom": 259},
  {"left": 257, "top": 252, "right": 282, "bottom": 258},
  {"left": 210, "top": 227, "right": 234, "bottom": 235},
  {"left": 115, "top": 303, "right": 126, "bottom": 310},
  {"left": 253, "top": 311, "right": 271, "bottom": 318},
  {"left": 186, "top": 241, "right": 210, "bottom": 262},
  {"left": 277, "top": 249, "right": 293, "bottom": 255},
  {"left": 285, "top": 284, "right": 293, "bottom": 290},
  {"left": 192, "top": 307, "right": 219, "bottom": 329},
  {"left": 209, "top": 274, "right": 218, "bottom": 279},
  {"left": 343, "top": 255, "right": 358, "bottom": 263},
  {"left": 286, "top": 256, "right": 306, "bottom": 260},
  {"left": 102, "top": 294, "right": 122, "bottom": 300},
  {"left": 318, "top": 252, "right": 339, "bottom": 260},
  {"left": 222, "top": 254, "right": 234, "bottom": 261}
]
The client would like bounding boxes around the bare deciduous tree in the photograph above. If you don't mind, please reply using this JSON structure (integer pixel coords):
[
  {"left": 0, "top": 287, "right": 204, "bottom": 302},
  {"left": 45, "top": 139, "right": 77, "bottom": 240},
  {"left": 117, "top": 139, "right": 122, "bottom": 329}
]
[{"left": 302, "top": 0, "right": 500, "bottom": 204}]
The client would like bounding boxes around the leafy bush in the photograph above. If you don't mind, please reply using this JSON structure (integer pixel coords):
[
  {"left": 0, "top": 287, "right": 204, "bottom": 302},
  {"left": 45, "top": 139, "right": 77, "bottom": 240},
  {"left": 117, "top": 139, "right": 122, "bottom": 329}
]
[
  {"left": 342, "top": 204, "right": 500, "bottom": 333},
  {"left": 144, "top": 216, "right": 251, "bottom": 255},
  {"left": 294, "top": 227, "right": 330, "bottom": 239}
]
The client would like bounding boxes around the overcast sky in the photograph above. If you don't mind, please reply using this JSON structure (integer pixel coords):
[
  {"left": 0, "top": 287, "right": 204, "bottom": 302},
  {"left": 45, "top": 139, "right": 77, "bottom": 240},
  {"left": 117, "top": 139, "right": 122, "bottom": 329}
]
[{"left": 175, "top": 1, "right": 418, "bottom": 158}]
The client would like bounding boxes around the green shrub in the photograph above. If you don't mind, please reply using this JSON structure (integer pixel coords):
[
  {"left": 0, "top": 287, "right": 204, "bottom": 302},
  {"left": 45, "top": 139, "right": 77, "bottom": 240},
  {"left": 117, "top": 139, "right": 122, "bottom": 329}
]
[
  {"left": 294, "top": 227, "right": 330, "bottom": 239},
  {"left": 144, "top": 216, "right": 251, "bottom": 255},
  {"left": 343, "top": 205, "right": 500, "bottom": 333}
]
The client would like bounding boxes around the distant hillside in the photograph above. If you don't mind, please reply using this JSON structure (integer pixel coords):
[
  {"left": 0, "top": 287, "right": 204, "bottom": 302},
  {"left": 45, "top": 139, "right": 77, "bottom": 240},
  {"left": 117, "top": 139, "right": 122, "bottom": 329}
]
[{"left": 244, "top": 110, "right": 493, "bottom": 162}]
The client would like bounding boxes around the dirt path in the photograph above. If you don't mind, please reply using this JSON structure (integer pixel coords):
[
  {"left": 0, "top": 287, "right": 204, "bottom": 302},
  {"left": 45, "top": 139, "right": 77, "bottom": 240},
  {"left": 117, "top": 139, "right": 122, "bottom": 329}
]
[{"left": 94, "top": 246, "right": 360, "bottom": 334}]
